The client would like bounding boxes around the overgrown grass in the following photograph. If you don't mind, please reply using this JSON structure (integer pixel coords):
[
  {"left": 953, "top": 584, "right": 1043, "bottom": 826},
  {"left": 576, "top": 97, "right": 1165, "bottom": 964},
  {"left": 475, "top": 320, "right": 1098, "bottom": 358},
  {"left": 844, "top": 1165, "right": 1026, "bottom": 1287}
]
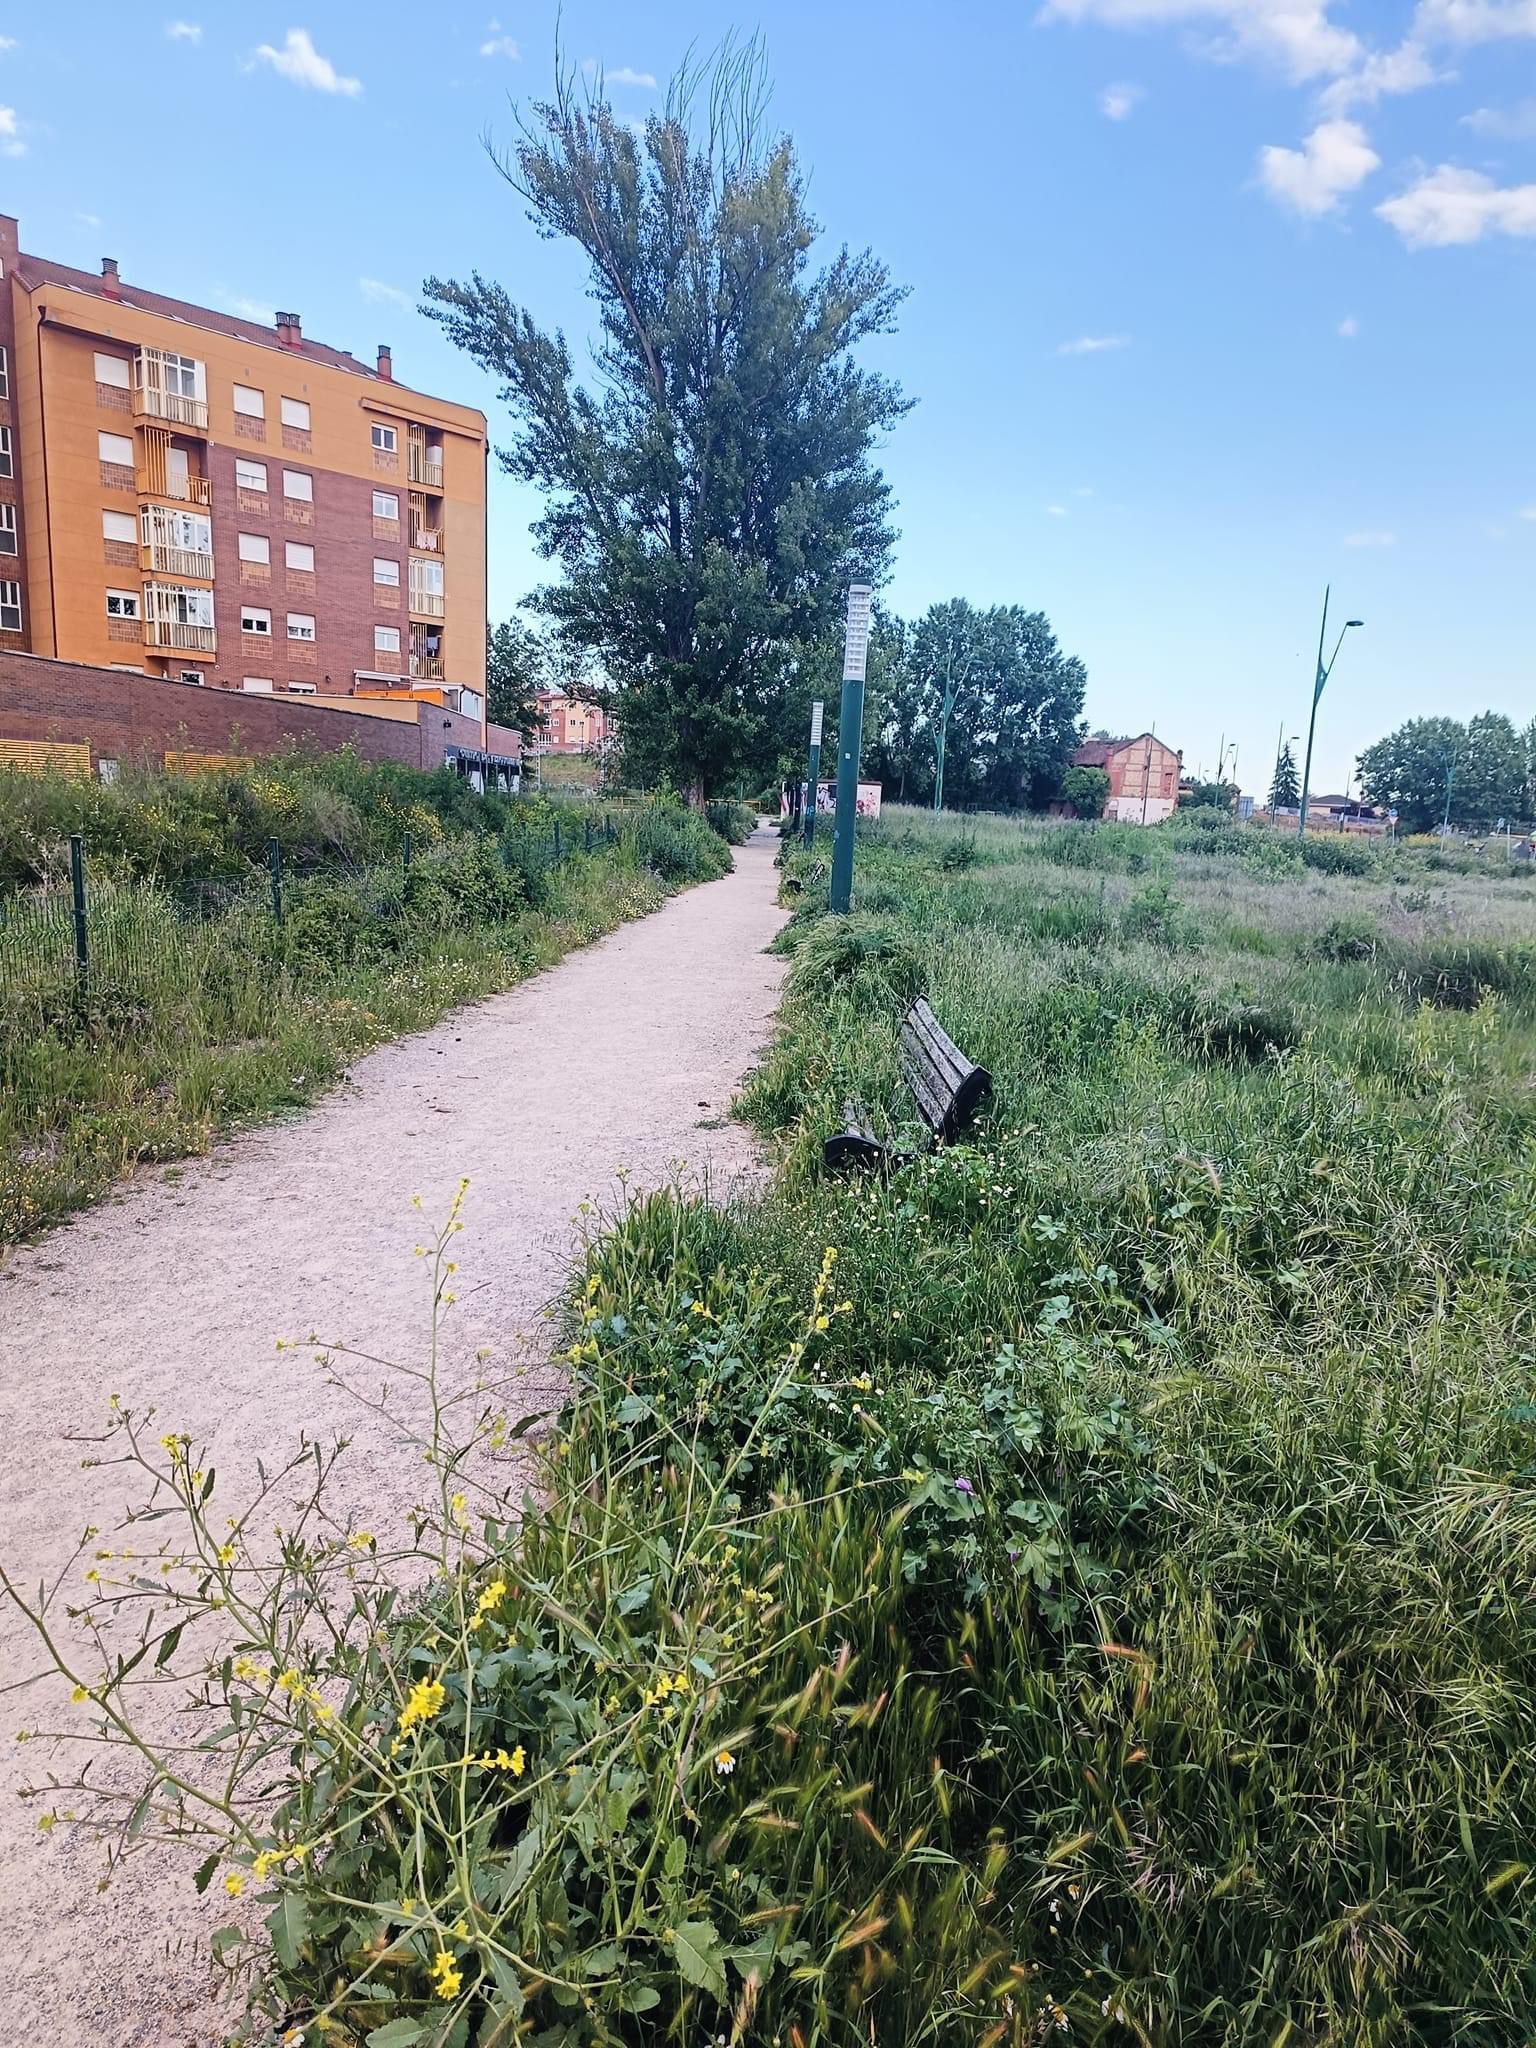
[
  {"left": 0, "top": 761, "right": 731, "bottom": 1243},
  {"left": 15, "top": 803, "right": 1536, "bottom": 2044}
]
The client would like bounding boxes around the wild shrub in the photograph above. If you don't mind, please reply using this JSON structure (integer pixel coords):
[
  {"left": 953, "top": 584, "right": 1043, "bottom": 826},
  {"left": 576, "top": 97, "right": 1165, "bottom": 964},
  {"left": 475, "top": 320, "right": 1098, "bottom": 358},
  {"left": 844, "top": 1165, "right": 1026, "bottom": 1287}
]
[
  {"left": 786, "top": 912, "right": 923, "bottom": 1004},
  {"left": 1388, "top": 937, "right": 1536, "bottom": 1009},
  {"left": 628, "top": 801, "right": 733, "bottom": 884},
  {"left": 704, "top": 799, "right": 757, "bottom": 845},
  {"left": 1305, "top": 913, "right": 1381, "bottom": 962},
  {"left": 1298, "top": 831, "right": 1375, "bottom": 877}
]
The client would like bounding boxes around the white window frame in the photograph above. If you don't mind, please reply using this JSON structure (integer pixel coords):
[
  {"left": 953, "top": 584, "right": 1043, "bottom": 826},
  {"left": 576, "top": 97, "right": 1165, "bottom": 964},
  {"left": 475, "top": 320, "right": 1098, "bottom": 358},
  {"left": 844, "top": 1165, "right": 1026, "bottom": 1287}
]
[
  {"left": 235, "top": 458, "right": 268, "bottom": 492},
  {"left": 97, "top": 430, "right": 133, "bottom": 468},
  {"left": 237, "top": 532, "right": 271, "bottom": 565},
  {"left": 240, "top": 605, "right": 272, "bottom": 636},
  {"left": 286, "top": 612, "right": 316, "bottom": 642},
  {"left": 284, "top": 541, "right": 315, "bottom": 572},
  {"left": 144, "top": 507, "right": 212, "bottom": 557},
  {"left": 281, "top": 469, "right": 314, "bottom": 502},
  {"left": 280, "top": 396, "right": 311, "bottom": 430},
  {"left": 371, "top": 422, "right": 398, "bottom": 453},
  {"left": 372, "top": 557, "right": 400, "bottom": 587},
  {"left": 373, "top": 625, "right": 401, "bottom": 655},
  {"left": 372, "top": 490, "right": 398, "bottom": 520},
  {"left": 0, "top": 503, "right": 16, "bottom": 555},
  {"left": 232, "top": 384, "right": 265, "bottom": 419},
  {"left": 93, "top": 351, "right": 130, "bottom": 389},
  {"left": 0, "top": 579, "right": 21, "bottom": 632},
  {"left": 102, "top": 509, "right": 137, "bottom": 545},
  {"left": 286, "top": 679, "right": 318, "bottom": 696},
  {"left": 409, "top": 556, "right": 445, "bottom": 598},
  {"left": 0, "top": 344, "right": 8, "bottom": 399},
  {"left": 106, "top": 588, "right": 141, "bottom": 620},
  {"left": 241, "top": 677, "right": 274, "bottom": 694},
  {"left": 0, "top": 425, "right": 14, "bottom": 477},
  {"left": 145, "top": 582, "right": 214, "bottom": 630}
]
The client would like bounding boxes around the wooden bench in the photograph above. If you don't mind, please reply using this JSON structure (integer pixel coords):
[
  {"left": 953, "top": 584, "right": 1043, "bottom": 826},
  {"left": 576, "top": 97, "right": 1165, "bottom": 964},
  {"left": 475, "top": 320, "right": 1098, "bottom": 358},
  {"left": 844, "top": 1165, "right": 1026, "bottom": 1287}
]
[{"left": 824, "top": 995, "right": 992, "bottom": 1172}]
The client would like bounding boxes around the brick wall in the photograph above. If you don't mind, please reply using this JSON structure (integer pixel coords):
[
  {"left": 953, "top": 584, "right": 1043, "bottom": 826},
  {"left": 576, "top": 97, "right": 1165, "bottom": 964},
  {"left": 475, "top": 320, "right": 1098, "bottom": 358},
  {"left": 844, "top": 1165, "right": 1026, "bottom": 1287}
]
[{"left": 0, "top": 648, "right": 516, "bottom": 773}]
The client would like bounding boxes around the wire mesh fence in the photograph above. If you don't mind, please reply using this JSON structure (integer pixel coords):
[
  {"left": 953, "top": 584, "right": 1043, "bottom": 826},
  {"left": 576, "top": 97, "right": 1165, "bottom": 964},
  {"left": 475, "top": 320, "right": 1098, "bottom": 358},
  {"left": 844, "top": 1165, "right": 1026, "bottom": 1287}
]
[{"left": 0, "top": 815, "right": 620, "bottom": 1030}]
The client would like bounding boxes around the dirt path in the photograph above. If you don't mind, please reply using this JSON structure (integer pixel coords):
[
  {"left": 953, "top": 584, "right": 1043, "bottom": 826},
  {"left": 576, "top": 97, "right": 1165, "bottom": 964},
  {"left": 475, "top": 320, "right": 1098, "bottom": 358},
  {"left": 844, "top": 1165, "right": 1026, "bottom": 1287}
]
[{"left": 0, "top": 828, "right": 787, "bottom": 2047}]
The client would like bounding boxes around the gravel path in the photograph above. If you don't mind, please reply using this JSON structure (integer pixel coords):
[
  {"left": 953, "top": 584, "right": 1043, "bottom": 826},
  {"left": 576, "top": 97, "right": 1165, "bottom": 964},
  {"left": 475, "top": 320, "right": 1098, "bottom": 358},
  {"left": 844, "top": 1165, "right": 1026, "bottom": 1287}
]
[{"left": 0, "top": 828, "right": 786, "bottom": 2047}]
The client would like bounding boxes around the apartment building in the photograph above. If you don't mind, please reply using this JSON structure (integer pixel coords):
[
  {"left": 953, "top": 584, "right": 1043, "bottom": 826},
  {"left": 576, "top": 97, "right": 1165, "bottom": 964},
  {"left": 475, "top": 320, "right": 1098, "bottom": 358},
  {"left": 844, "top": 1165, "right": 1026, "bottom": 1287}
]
[
  {"left": 0, "top": 215, "right": 487, "bottom": 719},
  {"left": 535, "top": 688, "right": 611, "bottom": 754}
]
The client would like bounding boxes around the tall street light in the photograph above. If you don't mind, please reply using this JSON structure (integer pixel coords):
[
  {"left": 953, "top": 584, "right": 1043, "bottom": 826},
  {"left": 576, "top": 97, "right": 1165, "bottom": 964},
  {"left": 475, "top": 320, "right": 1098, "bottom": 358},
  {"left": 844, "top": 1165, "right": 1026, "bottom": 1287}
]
[{"left": 1296, "top": 586, "right": 1364, "bottom": 839}]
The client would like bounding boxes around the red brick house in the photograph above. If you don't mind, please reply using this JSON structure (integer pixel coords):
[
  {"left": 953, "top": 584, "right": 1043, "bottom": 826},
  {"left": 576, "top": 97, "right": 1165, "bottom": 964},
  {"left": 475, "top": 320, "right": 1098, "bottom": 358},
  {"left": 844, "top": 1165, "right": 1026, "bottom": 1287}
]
[{"left": 1071, "top": 733, "right": 1182, "bottom": 824}]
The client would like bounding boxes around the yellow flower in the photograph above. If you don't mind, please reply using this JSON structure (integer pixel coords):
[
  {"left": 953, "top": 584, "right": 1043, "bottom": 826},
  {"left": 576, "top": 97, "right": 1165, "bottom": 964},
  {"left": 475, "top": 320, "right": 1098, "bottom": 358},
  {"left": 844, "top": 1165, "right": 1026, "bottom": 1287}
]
[
  {"left": 159, "top": 1433, "right": 184, "bottom": 1460},
  {"left": 450, "top": 1492, "right": 470, "bottom": 1530},
  {"left": 347, "top": 1531, "right": 374, "bottom": 1551},
  {"left": 224, "top": 1872, "right": 247, "bottom": 1898},
  {"left": 715, "top": 1750, "right": 736, "bottom": 1776},
  {"left": 429, "top": 1949, "right": 463, "bottom": 2000},
  {"left": 70, "top": 1685, "right": 89, "bottom": 1704},
  {"left": 252, "top": 1849, "right": 281, "bottom": 1882},
  {"left": 474, "top": 1579, "right": 507, "bottom": 1618},
  {"left": 482, "top": 1744, "right": 527, "bottom": 1776},
  {"left": 218, "top": 1544, "right": 237, "bottom": 1566},
  {"left": 397, "top": 1676, "right": 447, "bottom": 1737},
  {"left": 453, "top": 1917, "right": 470, "bottom": 1938}
]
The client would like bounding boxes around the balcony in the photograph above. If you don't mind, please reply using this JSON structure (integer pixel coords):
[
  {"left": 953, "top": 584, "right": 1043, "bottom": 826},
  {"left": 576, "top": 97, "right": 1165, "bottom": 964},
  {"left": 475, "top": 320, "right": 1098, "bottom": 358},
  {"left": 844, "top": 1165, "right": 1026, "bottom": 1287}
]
[
  {"left": 411, "top": 525, "right": 442, "bottom": 552},
  {"left": 141, "top": 541, "right": 215, "bottom": 580},
  {"left": 137, "top": 469, "right": 211, "bottom": 507},
  {"left": 409, "top": 653, "right": 446, "bottom": 682},
  {"left": 132, "top": 386, "right": 208, "bottom": 431},
  {"left": 407, "top": 451, "right": 444, "bottom": 491},
  {"left": 144, "top": 619, "right": 216, "bottom": 653},
  {"left": 408, "top": 589, "right": 446, "bottom": 620}
]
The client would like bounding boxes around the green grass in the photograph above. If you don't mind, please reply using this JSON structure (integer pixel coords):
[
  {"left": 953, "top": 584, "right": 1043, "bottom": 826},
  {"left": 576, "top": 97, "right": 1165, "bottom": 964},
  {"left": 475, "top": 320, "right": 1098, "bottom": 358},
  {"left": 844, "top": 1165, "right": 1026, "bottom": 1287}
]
[{"left": 23, "top": 803, "right": 1536, "bottom": 2045}]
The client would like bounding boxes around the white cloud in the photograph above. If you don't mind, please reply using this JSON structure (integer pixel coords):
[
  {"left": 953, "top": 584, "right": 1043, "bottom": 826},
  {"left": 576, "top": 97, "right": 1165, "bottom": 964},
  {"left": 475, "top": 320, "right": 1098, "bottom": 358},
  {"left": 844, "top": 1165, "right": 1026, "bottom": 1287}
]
[
  {"left": 0, "top": 34, "right": 18, "bottom": 51},
  {"left": 1046, "top": 504, "right": 1070, "bottom": 516},
  {"left": 252, "top": 28, "right": 361, "bottom": 95},
  {"left": 1376, "top": 163, "right": 1536, "bottom": 244},
  {"left": 1073, "top": 485, "right": 1096, "bottom": 496},
  {"left": 582, "top": 60, "right": 658, "bottom": 87},
  {"left": 1038, "top": 0, "right": 1362, "bottom": 83},
  {"left": 1319, "top": 38, "right": 1447, "bottom": 113},
  {"left": 1258, "top": 119, "right": 1379, "bottom": 214},
  {"left": 480, "top": 33, "right": 520, "bottom": 57},
  {"left": 1462, "top": 97, "right": 1536, "bottom": 135},
  {"left": 1338, "top": 313, "right": 1358, "bottom": 335},
  {"left": 1099, "top": 79, "right": 1145, "bottom": 116},
  {"left": 1413, "top": 0, "right": 1536, "bottom": 43},
  {"left": 164, "top": 18, "right": 201, "bottom": 40},
  {"left": 1057, "top": 333, "right": 1130, "bottom": 354},
  {"left": 0, "top": 105, "right": 24, "bottom": 158},
  {"left": 215, "top": 287, "right": 278, "bottom": 324},
  {"left": 1520, "top": 506, "right": 1536, "bottom": 520},
  {"left": 76, "top": 210, "right": 102, "bottom": 228},
  {"left": 1343, "top": 528, "right": 1397, "bottom": 546},
  {"left": 360, "top": 276, "right": 413, "bottom": 309}
]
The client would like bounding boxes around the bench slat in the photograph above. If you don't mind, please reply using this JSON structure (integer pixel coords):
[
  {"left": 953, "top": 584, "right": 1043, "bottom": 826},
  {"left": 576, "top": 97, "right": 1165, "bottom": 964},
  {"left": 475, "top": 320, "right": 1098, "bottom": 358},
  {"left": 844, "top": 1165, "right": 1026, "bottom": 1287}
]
[{"left": 899, "top": 994, "right": 992, "bottom": 1144}]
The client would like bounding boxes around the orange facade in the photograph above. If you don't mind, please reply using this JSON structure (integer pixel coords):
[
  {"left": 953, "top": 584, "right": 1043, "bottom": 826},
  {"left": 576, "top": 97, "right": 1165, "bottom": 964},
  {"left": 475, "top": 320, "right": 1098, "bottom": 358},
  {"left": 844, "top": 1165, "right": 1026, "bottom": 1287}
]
[{"left": 0, "top": 216, "right": 486, "bottom": 722}]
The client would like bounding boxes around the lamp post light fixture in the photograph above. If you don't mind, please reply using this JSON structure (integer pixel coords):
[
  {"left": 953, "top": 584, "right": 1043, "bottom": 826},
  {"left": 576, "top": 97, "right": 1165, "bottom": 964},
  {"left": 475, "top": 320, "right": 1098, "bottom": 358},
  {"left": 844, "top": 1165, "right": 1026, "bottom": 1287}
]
[{"left": 1296, "top": 586, "right": 1363, "bottom": 839}]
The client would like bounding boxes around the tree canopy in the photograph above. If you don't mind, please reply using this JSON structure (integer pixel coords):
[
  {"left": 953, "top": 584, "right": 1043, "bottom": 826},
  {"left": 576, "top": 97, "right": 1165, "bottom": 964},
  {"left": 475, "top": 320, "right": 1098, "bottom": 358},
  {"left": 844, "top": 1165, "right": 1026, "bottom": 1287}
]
[
  {"left": 426, "top": 44, "right": 909, "bottom": 798},
  {"left": 874, "top": 600, "right": 1086, "bottom": 811},
  {"left": 486, "top": 618, "right": 552, "bottom": 745},
  {"left": 1269, "top": 742, "right": 1299, "bottom": 811},
  {"left": 1356, "top": 713, "right": 1533, "bottom": 833},
  {"left": 1060, "top": 764, "right": 1109, "bottom": 817}
]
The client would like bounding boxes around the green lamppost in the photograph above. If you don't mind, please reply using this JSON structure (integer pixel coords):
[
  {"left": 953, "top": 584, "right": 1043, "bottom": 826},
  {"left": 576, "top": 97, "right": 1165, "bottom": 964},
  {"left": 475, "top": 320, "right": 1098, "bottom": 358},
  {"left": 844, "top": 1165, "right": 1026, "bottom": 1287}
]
[
  {"left": 1296, "top": 586, "right": 1363, "bottom": 839},
  {"left": 829, "top": 583, "right": 873, "bottom": 914}
]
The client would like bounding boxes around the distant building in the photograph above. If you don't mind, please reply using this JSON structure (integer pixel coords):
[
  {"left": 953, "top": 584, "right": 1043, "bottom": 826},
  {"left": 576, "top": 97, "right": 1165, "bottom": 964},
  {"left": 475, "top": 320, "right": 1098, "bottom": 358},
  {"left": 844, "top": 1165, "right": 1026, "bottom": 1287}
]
[
  {"left": 1071, "top": 733, "right": 1182, "bottom": 824},
  {"left": 536, "top": 689, "right": 610, "bottom": 754}
]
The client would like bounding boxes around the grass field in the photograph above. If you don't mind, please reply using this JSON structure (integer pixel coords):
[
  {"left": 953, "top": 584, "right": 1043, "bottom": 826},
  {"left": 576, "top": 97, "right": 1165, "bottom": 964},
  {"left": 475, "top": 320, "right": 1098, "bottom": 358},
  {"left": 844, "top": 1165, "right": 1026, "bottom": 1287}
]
[{"left": 28, "top": 803, "right": 1536, "bottom": 2046}]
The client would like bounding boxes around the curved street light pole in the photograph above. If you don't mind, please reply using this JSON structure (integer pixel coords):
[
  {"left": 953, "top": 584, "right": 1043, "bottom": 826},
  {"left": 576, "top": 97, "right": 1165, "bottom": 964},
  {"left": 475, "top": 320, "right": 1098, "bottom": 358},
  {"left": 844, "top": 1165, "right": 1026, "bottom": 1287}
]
[{"left": 1296, "top": 585, "right": 1364, "bottom": 839}]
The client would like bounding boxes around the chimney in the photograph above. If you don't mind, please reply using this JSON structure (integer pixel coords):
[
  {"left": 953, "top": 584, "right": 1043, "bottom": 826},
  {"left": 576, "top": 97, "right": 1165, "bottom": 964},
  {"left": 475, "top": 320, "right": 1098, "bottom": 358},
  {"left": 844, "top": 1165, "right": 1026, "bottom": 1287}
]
[
  {"left": 275, "top": 310, "right": 302, "bottom": 350},
  {"left": 101, "top": 257, "right": 121, "bottom": 301},
  {"left": 377, "top": 343, "right": 393, "bottom": 381}
]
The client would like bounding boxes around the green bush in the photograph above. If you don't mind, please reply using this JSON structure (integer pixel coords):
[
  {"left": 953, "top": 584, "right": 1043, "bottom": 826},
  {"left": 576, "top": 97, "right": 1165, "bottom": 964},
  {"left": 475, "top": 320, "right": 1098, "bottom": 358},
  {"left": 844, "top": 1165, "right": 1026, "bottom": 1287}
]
[
  {"left": 1298, "top": 831, "right": 1375, "bottom": 876},
  {"left": 1305, "top": 913, "right": 1381, "bottom": 962},
  {"left": 786, "top": 912, "right": 924, "bottom": 1004},
  {"left": 704, "top": 799, "right": 757, "bottom": 846},
  {"left": 628, "top": 801, "right": 734, "bottom": 884}
]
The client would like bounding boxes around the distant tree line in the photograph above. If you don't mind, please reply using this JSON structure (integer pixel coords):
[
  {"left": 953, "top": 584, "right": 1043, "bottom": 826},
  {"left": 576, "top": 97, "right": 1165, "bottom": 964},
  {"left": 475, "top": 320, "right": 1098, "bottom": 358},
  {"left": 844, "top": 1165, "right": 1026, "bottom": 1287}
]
[{"left": 1356, "top": 713, "right": 1536, "bottom": 834}]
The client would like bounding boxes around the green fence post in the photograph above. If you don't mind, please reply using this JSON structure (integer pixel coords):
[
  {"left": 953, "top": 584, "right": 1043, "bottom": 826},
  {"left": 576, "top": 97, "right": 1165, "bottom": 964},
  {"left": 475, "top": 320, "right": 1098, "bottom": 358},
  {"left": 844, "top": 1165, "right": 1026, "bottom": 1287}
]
[
  {"left": 268, "top": 838, "right": 284, "bottom": 927},
  {"left": 69, "top": 833, "right": 88, "bottom": 983},
  {"left": 606, "top": 813, "right": 614, "bottom": 844},
  {"left": 402, "top": 830, "right": 414, "bottom": 872}
]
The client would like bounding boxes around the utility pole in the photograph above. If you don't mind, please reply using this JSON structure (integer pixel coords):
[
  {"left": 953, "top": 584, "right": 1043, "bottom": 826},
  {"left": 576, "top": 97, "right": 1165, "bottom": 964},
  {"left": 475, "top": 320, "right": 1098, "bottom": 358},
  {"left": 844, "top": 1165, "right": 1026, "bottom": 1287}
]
[
  {"left": 829, "top": 583, "right": 873, "bottom": 914},
  {"left": 1441, "top": 748, "right": 1459, "bottom": 837}
]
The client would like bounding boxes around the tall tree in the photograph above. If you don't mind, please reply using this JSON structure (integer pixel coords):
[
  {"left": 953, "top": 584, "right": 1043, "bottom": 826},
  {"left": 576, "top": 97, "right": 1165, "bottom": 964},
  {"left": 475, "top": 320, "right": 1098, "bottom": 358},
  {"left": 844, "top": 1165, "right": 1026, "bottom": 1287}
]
[
  {"left": 425, "top": 45, "right": 910, "bottom": 798},
  {"left": 1357, "top": 713, "right": 1525, "bottom": 833},
  {"left": 486, "top": 617, "right": 551, "bottom": 746},
  {"left": 1269, "top": 742, "right": 1300, "bottom": 811},
  {"left": 878, "top": 601, "right": 1085, "bottom": 811}
]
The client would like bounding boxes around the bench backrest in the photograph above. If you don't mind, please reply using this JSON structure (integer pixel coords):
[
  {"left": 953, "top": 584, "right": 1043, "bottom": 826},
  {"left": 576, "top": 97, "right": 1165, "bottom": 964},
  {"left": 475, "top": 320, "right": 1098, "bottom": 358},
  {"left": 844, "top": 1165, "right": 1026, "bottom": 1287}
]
[{"left": 900, "top": 995, "right": 992, "bottom": 1142}]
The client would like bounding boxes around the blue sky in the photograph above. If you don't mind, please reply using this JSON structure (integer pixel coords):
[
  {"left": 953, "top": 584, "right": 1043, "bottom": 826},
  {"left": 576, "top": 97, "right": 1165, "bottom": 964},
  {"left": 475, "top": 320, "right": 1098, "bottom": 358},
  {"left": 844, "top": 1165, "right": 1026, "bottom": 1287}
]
[{"left": 2, "top": 2, "right": 1532, "bottom": 793}]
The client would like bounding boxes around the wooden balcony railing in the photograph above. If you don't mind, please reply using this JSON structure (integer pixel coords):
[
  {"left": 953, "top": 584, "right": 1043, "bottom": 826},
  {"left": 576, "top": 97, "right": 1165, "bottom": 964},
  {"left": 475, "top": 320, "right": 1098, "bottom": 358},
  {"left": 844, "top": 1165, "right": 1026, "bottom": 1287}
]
[
  {"left": 141, "top": 542, "right": 215, "bottom": 580},
  {"left": 133, "top": 388, "right": 209, "bottom": 431},
  {"left": 143, "top": 619, "right": 216, "bottom": 653}
]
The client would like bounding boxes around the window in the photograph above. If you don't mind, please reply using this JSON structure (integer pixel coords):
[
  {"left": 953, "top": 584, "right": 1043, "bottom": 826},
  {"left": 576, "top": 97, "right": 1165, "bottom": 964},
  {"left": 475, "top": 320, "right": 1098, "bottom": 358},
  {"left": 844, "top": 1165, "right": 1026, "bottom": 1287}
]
[
  {"left": 0, "top": 426, "right": 14, "bottom": 478},
  {"left": 373, "top": 557, "right": 400, "bottom": 587},
  {"left": 162, "top": 353, "right": 202, "bottom": 401},
  {"left": 286, "top": 613, "right": 316, "bottom": 641},
  {"left": 0, "top": 580, "right": 20, "bottom": 631},
  {"left": 235, "top": 458, "right": 268, "bottom": 492},
  {"left": 106, "top": 589, "right": 141, "bottom": 620},
  {"left": 237, "top": 532, "right": 271, "bottom": 565},
  {"left": 145, "top": 583, "right": 214, "bottom": 629},
  {"left": 178, "top": 672, "right": 204, "bottom": 687},
  {"left": 285, "top": 541, "right": 315, "bottom": 572},
  {"left": 280, "top": 396, "right": 311, "bottom": 430},
  {"left": 102, "top": 509, "right": 137, "bottom": 545},
  {"left": 97, "top": 430, "right": 133, "bottom": 467},
  {"left": 287, "top": 680, "right": 318, "bottom": 696},
  {"left": 374, "top": 625, "right": 400, "bottom": 655},
  {"left": 241, "top": 678, "right": 274, "bottom": 694},
  {"left": 93, "top": 351, "right": 130, "bottom": 389},
  {"left": 145, "top": 507, "right": 212, "bottom": 557},
  {"left": 232, "top": 384, "right": 265, "bottom": 419},
  {"left": 0, "top": 344, "right": 7, "bottom": 398},
  {"left": 372, "top": 490, "right": 399, "bottom": 520},
  {"left": 371, "top": 422, "right": 398, "bottom": 453},
  {"left": 410, "top": 557, "right": 445, "bottom": 597},
  {"left": 0, "top": 504, "right": 15, "bottom": 555},
  {"left": 281, "top": 470, "right": 313, "bottom": 502},
  {"left": 241, "top": 606, "right": 272, "bottom": 636}
]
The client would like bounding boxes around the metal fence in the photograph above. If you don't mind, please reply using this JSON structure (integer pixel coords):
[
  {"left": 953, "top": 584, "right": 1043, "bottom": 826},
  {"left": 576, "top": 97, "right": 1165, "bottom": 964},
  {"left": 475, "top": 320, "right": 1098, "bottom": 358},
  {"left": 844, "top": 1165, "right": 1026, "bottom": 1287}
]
[{"left": 0, "top": 816, "right": 620, "bottom": 1026}]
